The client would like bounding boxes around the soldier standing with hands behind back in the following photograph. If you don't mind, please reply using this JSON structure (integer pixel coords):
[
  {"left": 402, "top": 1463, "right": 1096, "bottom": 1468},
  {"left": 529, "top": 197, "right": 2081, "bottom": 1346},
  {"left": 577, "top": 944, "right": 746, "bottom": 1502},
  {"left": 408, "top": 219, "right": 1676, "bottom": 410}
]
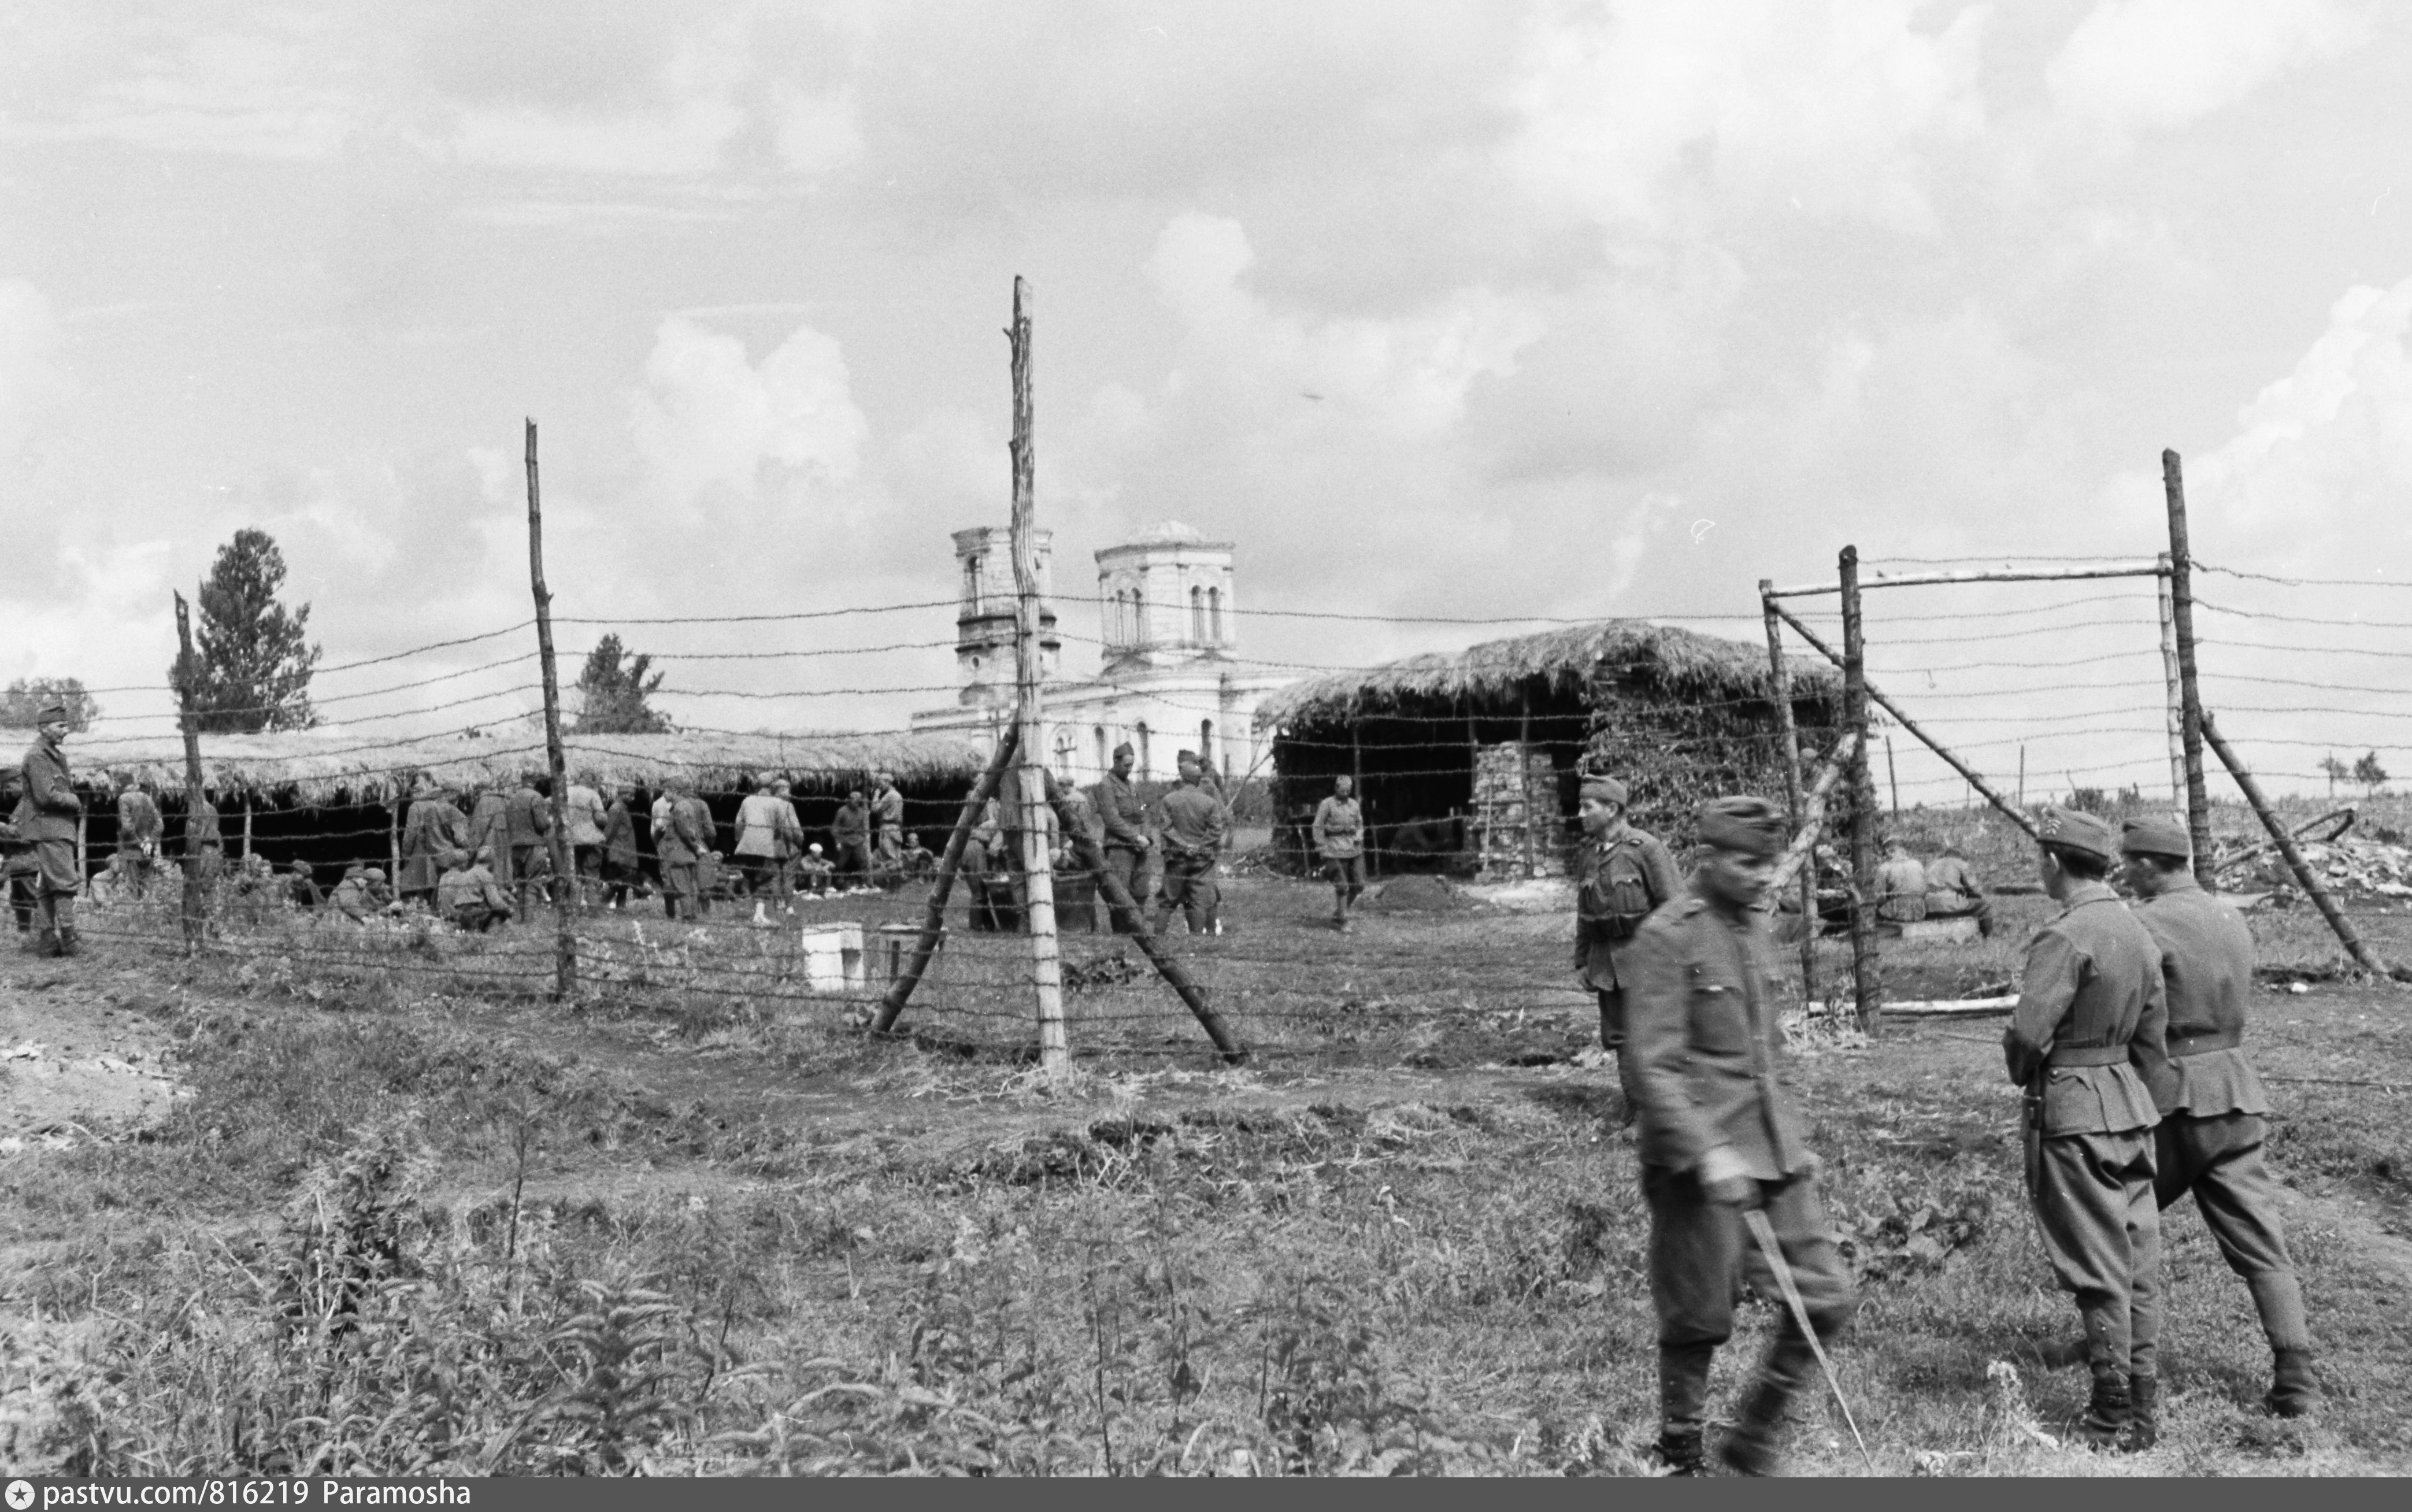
[
  {"left": 1573, "top": 775, "right": 1678, "bottom": 1058},
  {"left": 2005, "top": 807, "right": 2168, "bottom": 1451},
  {"left": 2118, "top": 814, "right": 2320, "bottom": 1427},
  {"left": 13, "top": 703, "right": 84, "bottom": 958},
  {"left": 1310, "top": 774, "right": 1366, "bottom": 932},
  {"left": 1622, "top": 796, "right": 1858, "bottom": 1476}
]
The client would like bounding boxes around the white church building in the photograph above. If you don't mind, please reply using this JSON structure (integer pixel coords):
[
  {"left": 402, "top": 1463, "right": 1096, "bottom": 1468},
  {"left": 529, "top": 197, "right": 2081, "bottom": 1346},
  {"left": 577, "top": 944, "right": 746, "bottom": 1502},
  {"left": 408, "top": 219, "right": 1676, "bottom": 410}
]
[{"left": 910, "top": 521, "right": 1292, "bottom": 786}]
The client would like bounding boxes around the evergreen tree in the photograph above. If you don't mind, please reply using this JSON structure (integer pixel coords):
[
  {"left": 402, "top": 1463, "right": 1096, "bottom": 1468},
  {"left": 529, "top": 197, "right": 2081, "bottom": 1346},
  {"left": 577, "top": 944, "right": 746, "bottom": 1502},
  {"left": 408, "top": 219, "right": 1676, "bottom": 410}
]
[
  {"left": 573, "top": 634, "right": 672, "bottom": 734},
  {"left": 0, "top": 676, "right": 101, "bottom": 732},
  {"left": 186, "top": 528, "right": 321, "bottom": 733}
]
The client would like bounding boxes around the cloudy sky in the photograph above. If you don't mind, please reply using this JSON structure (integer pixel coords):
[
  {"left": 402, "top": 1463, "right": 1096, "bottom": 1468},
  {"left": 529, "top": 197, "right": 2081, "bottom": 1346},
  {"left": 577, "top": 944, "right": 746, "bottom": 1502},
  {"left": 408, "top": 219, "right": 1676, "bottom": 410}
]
[{"left": 3, "top": 0, "right": 2409, "bottom": 801}]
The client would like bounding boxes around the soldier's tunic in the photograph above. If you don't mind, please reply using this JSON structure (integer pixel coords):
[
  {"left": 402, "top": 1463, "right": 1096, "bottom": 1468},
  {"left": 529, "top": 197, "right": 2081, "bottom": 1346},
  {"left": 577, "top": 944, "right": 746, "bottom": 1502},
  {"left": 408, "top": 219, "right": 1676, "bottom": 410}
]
[
  {"left": 1574, "top": 824, "right": 1680, "bottom": 1051},
  {"left": 1311, "top": 794, "right": 1366, "bottom": 922},
  {"left": 437, "top": 862, "right": 511, "bottom": 932},
  {"left": 2004, "top": 880, "right": 2170, "bottom": 1380},
  {"left": 116, "top": 788, "right": 162, "bottom": 894},
  {"left": 1922, "top": 852, "right": 1994, "bottom": 935},
  {"left": 2129, "top": 877, "right": 2309, "bottom": 1369},
  {"left": 399, "top": 796, "right": 468, "bottom": 898},
  {"left": 1094, "top": 770, "right": 1151, "bottom": 935},
  {"left": 1153, "top": 781, "right": 1225, "bottom": 935},
  {"left": 1624, "top": 879, "right": 1858, "bottom": 1436},
  {"left": 13, "top": 733, "right": 81, "bottom": 898},
  {"left": 504, "top": 784, "right": 552, "bottom": 902},
  {"left": 465, "top": 791, "right": 511, "bottom": 884},
  {"left": 1875, "top": 853, "right": 1928, "bottom": 922}
]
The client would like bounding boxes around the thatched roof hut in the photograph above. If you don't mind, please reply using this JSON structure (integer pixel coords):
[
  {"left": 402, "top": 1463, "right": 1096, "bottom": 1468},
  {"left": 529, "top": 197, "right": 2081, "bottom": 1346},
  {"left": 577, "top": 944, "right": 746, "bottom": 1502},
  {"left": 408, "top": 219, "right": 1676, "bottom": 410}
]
[
  {"left": 59, "top": 727, "right": 991, "bottom": 880},
  {"left": 70, "top": 728, "right": 987, "bottom": 804},
  {"left": 1255, "top": 620, "right": 1842, "bottom": 875}
]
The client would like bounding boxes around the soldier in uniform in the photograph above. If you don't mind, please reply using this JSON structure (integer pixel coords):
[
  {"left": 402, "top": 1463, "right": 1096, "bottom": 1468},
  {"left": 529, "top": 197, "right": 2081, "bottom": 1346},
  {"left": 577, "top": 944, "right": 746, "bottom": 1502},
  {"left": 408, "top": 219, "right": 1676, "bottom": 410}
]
[
  {"left": 13, "top": 703, "right": 85, "bottom": 958},
  {"left": 2005, "top": 807, "right": 2169, "bottom": 1449},
  {"left": 1922, "top": 842, "right": 1994, "bottom": 937},
  {"left": 438, "top": 846, "right": 513, "bottom": 933},
  {"left": 1094, "top": 742, "right": 1151, "bottom": 935},
  {"left": 1874, "top": 838, "right": 1928, "bottom": 924},
  {"left": 2120, "top": 815, "right": 2320, "bottom": 1426},
  {"left": 1311, "top": 775, "right": 1367, "bottom": 932},
  {"left": 0, "top": 775, "right": 34, "bottom": 936},
  {"left": 1152, "top": 751, "right": 1225, "bottom": 936},
  {"left": 504, "top": 772, "right": 554, "bottom": 914},
  {"left": 872, "top": 771, "right": 906, "bottom": 884},
  {"left": 115, "top": 776, "right": 163, "bottom": 900},
  {"left": 1624, "top": 796, "right": 1858, "bottom": 1476},
  {"left": 399, "top": 781, "right": 468, "bottom": 913},
  {"left": 1572, "top": 776, "right": 1679, "bottom": 1057}
]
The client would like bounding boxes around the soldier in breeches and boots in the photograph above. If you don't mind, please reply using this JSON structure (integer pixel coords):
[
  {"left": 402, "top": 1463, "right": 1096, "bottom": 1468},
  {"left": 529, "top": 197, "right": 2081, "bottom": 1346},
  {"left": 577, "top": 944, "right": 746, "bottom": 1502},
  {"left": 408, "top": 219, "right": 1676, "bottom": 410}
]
[
  {"left": 1094, "top": 742, "right": 1151, "bottom": 935},
  {"left": 1573, "top": 776, "right": 1679, "bottom": 1058},
  {"left": 1152, "top": 751, "right": 1225, "bottom": 936},
  {"left": 2119, "top": 815, "right": 2320, "bottom": 1425},
  {"left": 1624, "top": 797, "right": 1858, "bottom": 1476},
  {"left": 1311, "top": 775, "right": 1366, "bottom": 931},
  {"left": 13, "top": 705, "right": 84, "bottom": 958},
  {"left": 2006, "top": 807, "right": 2169, "bottom": 1450}
]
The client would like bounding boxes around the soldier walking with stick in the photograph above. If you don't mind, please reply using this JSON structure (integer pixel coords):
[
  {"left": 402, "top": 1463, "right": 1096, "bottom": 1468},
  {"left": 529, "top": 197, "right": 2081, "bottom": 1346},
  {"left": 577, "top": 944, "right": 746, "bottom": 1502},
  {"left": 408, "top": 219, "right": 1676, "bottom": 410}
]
[
  {"left": 2005, "top": 807, "right": 2169, "bottom": 1450},
  {"left": 1623, "top": 796, "right": 1859, "bottom": 1475}
]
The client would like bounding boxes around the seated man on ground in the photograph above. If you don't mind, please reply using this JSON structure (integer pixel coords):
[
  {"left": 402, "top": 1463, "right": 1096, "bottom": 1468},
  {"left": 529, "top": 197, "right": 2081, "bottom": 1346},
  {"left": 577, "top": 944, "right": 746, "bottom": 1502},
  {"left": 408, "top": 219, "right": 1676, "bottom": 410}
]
[
  {"left": 1874, "top": 838, "right": 1928, "bottom": 924},
  {"left": 794, "top": 843, "right": 835, "bottom": 897},
  {"left": 328, "top": 865, "right": 377, "bottom": 923},
  {"left": 1923, "top": 842, "right": 1995, "bottom": 937},
  {"left": 438, "top": 847, "right": 513, "bottom": 933}
]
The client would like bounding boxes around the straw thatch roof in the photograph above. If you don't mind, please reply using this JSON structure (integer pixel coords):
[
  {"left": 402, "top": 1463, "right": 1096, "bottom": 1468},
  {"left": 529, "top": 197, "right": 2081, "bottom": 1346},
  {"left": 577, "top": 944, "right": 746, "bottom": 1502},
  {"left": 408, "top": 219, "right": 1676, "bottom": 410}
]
[
  {"left": 1253, "top": 620, "right": 1836, "bottom": 728},
  {"left": 63, "top": 728, "right": 989, "bottom": 803}
]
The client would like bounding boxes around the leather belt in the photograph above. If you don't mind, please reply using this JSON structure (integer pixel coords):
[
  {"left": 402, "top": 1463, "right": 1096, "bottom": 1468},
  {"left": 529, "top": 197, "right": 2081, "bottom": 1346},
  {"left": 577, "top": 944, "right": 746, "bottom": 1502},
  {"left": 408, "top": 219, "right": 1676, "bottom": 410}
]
[{"left": 2048, "top": 1043, "right": 2131, "bottom": 1068}]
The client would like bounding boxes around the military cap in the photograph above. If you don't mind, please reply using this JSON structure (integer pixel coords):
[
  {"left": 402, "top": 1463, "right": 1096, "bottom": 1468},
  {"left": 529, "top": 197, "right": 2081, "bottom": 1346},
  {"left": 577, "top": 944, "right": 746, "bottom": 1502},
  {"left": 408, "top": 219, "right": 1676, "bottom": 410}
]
[
  {"left": 1698, "top": 795, "right": 1786, "bottom": 858},
  {"left": 290, "top": 859, "right": 313, "bottom": 874},
  {"left": 2120, "top": 813, "right": 2191, "bottom": 860},
  {"left": 36, "top": 702, "right": 69, "bottom": 724},
  {"left": 343, "top": 864, "right": 366, "bottom": 879},
  {"left": 1177, "top": 749, "right": 1200, "bottom": 763},
  {"left": 364, "top": 868, "right": 386, "bottom": 882},
  {"left": 1580, "top": 776, "right": 1628, "bottom": 806},
  {"left": 2036, "top": 806, "right": 2114, "bottom": 862},
  {"left": 1113, "top": 741, "right": 1135, "bottom": 759}
]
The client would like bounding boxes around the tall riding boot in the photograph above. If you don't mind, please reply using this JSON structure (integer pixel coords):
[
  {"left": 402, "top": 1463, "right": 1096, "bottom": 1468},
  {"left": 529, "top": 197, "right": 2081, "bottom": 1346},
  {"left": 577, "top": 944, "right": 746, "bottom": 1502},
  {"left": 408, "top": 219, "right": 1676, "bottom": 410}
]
[
  {"left": 2267, "top": 1348, "right": 2321, "bottom": 1419},
  {"left": 31, "top": 895, "right": 59, "bottom": 957},
  {"left": 2076, "top": 1367, "right": 2133, "bottom": 1448},
  {"left": 1720, "top": 1329, "right": 1817, "bottom": 1476},
  {"left": 1655, "top": 1342, "right": 1714, "bottom": 1475},
  {"left": 2122, "top": 1372, "right": 2158, "bottom": 1451},
  {"left": 51, "top": 896, "right": 79, "bottom": 957}
]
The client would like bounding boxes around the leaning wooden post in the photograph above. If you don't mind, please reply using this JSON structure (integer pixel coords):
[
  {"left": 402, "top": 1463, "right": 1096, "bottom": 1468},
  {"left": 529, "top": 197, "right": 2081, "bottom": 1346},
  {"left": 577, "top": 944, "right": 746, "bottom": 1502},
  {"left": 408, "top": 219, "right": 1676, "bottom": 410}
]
[
  {"left": 1090, "top": 865, "right": 1246, "bottom": 1062},
  {"left": 1762, "top": 580, "right": 1817, "bottom": 1005},
  {"left": 2164, "top": 451, "right": 2215, "bottom": 888},
  {"left": 171, "top": 592, "right": 209, "bottom": 951},
  {"left": 871, "top": 727, "right": 1020, "bottom": 1035},
  {"left": 1005, "top": 278, "right": 1069, "bottom": 1077},
  {"left": 2200, "top": 711, "right": 2397, "bottom": 981},
  {"left": 1839, "top": 547, "right": 1881, "bottom": 1026},
  {"left": 1768, "top": 603, "right": 2039, "bottom": 842},
  {"left": 525, "top": 418, "right": 576, "bottom": 999},
  {"left": 1769, "top": 731, "right": 1861, "bottom": 897}
]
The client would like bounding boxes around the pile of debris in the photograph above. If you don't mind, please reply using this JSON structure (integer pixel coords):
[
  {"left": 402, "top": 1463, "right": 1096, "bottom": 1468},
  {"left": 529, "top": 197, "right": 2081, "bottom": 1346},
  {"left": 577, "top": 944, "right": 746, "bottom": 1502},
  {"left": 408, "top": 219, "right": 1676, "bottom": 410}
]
[{"left": 2213, "top": 809, "right": 2412, "bottom": 907}]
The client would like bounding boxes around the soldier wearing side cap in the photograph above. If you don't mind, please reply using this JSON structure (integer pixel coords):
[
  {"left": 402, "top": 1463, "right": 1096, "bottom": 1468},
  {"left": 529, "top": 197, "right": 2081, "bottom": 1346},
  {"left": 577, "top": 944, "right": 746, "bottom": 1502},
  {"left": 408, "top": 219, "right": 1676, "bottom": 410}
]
[
  {"left": 1623, "top": 796, "right": 1858, "bottom": 1476},
  {"left": 2119, "top": 814, "right": 2320, "bottom": 1426},
  {"left": 1572, "top": 774, "right": 1680, "bottom": 1057},
  {"left": 13, "top": 703, "right": 84, "bottom": 958},
  {"left": 2005, "top": 806, "right": 2169, "bottom": 1450}
]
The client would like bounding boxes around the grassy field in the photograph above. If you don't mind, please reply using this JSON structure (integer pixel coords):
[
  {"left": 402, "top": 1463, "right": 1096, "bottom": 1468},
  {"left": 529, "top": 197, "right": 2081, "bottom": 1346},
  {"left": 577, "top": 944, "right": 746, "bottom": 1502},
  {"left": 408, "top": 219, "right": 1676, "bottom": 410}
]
[{"left": 3, "top": 854, "right": 2410, "bottom": 1477}]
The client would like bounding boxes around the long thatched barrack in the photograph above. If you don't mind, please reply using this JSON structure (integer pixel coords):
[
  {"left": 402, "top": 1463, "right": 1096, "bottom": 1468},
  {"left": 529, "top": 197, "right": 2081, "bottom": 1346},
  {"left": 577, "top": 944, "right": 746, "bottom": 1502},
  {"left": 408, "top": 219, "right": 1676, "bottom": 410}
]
[
  {"left": 60, "top": 727, "right": 990, "bottom": 802},
  {"left": 1256, "top": 619, "right": 1837, "bottom": 728}
]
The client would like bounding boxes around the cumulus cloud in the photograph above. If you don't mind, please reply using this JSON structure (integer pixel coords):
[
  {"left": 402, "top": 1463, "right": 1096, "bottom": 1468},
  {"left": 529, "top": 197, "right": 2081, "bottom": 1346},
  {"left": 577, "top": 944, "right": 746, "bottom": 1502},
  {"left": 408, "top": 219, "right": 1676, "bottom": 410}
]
[
  {"left": 628, "top": 316, "right": 868, "bottom": 507},
  {"left": 1502, "top": 0, "right": 1990, "bottom": 238},
  {"left": 2046, "top": 0, "right": 2371, "bottom": 135},
  {"left": 2187, "top": 275, "right": 2412, "bottom": 550}
]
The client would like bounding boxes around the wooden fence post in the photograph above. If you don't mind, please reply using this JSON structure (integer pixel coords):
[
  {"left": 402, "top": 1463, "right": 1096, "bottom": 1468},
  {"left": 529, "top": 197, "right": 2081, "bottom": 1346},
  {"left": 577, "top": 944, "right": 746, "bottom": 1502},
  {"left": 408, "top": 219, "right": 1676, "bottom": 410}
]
[
  {"left": 524, "top": 418, "right": 576, "bottom": 999},
  {"left": 1005, "top": 278, "right": 1068, "bottom": 1077},
  {"left": 1839, "top": 547, "right": 1880, "bottom": 1026},
  {"left": 2164, "top": 451, "right": 2215, "bottom": 888},
  {"left": 171, "top": 592, "right": 209, "bottom": 952}
]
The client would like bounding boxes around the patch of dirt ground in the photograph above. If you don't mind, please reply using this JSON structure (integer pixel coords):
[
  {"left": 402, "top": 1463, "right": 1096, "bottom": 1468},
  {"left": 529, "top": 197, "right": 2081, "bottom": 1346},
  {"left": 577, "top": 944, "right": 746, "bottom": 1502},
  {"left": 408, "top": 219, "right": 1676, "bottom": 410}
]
[{"left": 0, "top": 965, "right": 183, "bottom": 1148}]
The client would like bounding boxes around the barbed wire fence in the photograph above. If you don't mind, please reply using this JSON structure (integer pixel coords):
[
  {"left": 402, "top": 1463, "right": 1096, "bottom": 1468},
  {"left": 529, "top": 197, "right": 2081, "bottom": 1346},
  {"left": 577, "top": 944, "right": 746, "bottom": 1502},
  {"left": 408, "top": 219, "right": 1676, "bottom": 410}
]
[{"left": 32, "top": 441, "right": 2412, "bottom": 1066}]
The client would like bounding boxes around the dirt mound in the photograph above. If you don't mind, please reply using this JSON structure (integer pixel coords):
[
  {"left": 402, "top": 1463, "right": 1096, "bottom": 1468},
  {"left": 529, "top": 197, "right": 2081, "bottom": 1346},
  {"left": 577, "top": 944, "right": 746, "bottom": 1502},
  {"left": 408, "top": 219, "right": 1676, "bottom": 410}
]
[
  {"left": 0, "top": 972, "right": 183, "bottom": 1147},
  {"left": 1368, "top": 876, "right": 1474, "bottom": 913}
]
